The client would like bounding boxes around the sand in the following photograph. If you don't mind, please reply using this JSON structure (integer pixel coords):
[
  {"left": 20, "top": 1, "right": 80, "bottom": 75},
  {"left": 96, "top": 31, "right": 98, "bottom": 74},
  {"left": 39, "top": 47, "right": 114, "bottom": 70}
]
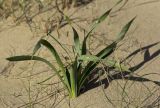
[{"left": 0, "top": 0, "right": 160, "bottom": 108}]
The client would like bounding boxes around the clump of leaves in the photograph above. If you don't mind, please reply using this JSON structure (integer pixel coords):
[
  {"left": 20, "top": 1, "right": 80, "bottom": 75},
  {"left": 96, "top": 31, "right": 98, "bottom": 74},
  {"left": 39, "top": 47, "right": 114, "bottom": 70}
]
[{"left": 6, "top": 7, "right": 135, "bottom": 98}]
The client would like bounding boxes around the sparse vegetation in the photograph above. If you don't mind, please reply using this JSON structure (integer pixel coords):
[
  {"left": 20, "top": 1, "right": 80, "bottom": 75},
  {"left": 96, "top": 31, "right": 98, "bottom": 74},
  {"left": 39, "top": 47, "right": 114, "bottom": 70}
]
[
  {"left": 0, "top": 0, "right": 91, "bottom": 20},
  {"left": 1, "top": 0, "right": 159, "bottom": 107},
  {"left": 6, "top": 6, "right": 135, "bottom": 98}
]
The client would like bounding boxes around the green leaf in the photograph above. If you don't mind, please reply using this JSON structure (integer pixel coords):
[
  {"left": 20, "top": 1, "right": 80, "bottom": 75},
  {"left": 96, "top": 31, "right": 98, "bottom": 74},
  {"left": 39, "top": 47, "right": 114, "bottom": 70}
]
[
  {"left": 48, "top": 34, "right": 72, "bottom": 61},
  {"left": 69, "top": 59, "right": 78, "bottom": 97},
  {"left": 82, "top": 8, "right": 112, "bottom": 55},
  {"left": 7, "top": 55, "right": 59, "bottom": 79},
  {"left": 78, "top": 55, "right": 101, "bottom": 62},
  {"left": 78, "top": 17, "right": 135, "bottom": 92},
  {"left": 37, "top": 39, "right": 64, "bottom": 71},
  {"left": 78, "top": 17, "right": 135, "bottom": 93},
  {"left": 37, "top": 39, "right": 71, "bottom": 91},
  {"left": 65, "top": 68, "right": 71, "bottom": 87},
  {"left": 116, "top": 17, "right": 136, "bottom": 43},
  {"left": 78, "top": 42, "right": 117, "bottom": 92},
  {"left": 33, "top": 37, "right": 66, "bottom": 63},
  {"left": 6, "top": 55, "right": 71, "bottom": 93},
  {"left": 72, "top": 27, "right": 81, "bottom": 55},
  {"left": 33, "top": 40, "right": 41, "bottom": 55},
  {"left": 103, "top": 59, "right": 131, "bottom": 72},
  {"left": 33, "top": 39, "right": 72, "bottom": 93},
  {"left": 97, "top": 42, "right": 117, "bottom": 59},
  {"left": 78, "top": 61, "right": 97, "bottom": 93},
  {"left": 94, "top": 9, "right": 112, "bottom": 24}
]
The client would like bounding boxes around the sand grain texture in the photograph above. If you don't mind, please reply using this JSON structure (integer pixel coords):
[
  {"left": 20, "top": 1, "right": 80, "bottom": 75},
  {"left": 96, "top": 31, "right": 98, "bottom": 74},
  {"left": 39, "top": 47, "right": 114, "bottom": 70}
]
[{"left": 0, "top": 0, "right": 160, "bottom": 108}]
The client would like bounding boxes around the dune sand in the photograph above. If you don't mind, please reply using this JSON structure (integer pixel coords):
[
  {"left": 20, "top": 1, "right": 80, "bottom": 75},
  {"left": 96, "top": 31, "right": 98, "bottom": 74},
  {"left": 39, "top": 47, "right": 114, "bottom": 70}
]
[{"left": 0, "top": 0, "right": 159, "bottom": 108}]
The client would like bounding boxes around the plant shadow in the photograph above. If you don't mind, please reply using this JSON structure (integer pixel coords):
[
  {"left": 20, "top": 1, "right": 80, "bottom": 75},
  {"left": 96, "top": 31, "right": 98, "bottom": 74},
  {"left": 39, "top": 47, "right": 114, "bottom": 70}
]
[
  {"left": 144, "top": 96, "right": 160, "bottom": 107},
  {"left": 81, "top": 41, "right": 160, "bottom": 93},
  {"left": 74, "top": 0, "right": 94, "bottom": 7}
]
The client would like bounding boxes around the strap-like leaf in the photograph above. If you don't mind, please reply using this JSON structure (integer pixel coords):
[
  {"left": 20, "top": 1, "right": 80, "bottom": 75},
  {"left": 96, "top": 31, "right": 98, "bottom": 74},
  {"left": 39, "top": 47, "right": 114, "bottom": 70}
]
[
  {"left": 95, "top": 9, "right": 112, "bottom": 24},
  {"left": 78, "top": 42, "right": 117, "bottom": 92},
  {"left": 48, "top": 34, "right": 72, "bottom": 60},
  {"left": 69, "top": 59, "right": 78, "bottom": 97},
  {"left": 6, "top": 55, "right": 71, "bottom": 93},
  {"left": 103, "top": 59, "right": 131, "bottom": 72},
  {"left": 7, "top": 55, "right": 59, "bottom": 80},
  {"left": 78, "top": 62, "right": 97, "bottom": 93},
  {"left": 33, "top": 40, "right": 41, "bottom": 55},
  {"left": 33, "top": 39, "right": 71, "bottom": 93},
  {"left": 78, "top": 55, "right": 130, "bottom": 74},
  {"left": 78, "top": 17, "right": 135, "bottom": 91},
  {"left": 116, "top": 17, "right": 136, "bottom": 43},
  {"left": 72, "top": 27, "right": 81, "bottom": 56},
  {"left": 37, "top": 39, "right": 64, "bottom": 71},
  {"left": 78, "top": 55, "right": 101, "bottom": 62},
  {"left": 82, "top": 9, "right": 112, "bottom": 55},
  {"left": 32, "top": 38, "right": 73, "bottom": 94},
  {"left": 97, "top": 42, "right": 117, "bottom": 59},
  {"left": 36, "top": 39, "right": 72, "bottom": 92}
]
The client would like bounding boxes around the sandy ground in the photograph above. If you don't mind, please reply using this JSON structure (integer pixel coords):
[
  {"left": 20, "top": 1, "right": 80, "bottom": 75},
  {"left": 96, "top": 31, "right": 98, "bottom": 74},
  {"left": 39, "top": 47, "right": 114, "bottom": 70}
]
[{"left": 0, "top": 0, "right": 160, "bottom": 108}]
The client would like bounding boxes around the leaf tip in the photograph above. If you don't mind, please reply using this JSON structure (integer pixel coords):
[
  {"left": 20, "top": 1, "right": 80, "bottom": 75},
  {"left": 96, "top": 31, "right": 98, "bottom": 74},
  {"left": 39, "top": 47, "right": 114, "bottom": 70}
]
[
  {"left": 6, "top": 57, "right": 12, "bottom": 61},
  {"left": 130, "top": 16, "right": 137, "bottom": 23}
]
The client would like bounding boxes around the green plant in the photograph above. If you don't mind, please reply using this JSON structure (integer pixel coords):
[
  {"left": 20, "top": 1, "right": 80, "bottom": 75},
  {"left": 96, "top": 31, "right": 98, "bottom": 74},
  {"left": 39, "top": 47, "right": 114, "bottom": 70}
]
[{"left": 6, "top": 8, "right": 135, "bottom": 98}]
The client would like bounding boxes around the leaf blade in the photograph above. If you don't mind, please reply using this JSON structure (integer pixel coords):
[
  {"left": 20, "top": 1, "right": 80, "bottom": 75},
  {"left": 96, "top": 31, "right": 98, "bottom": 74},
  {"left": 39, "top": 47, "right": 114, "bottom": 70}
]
[
  {"left": 116, "top": 17, "right": 136, "bottom": 43},
  {"left": 7, "top": 55, "right": 58, "bottom": 78},
  {"left": 78, "top": 55, "right": 101, "bottom": 62},
  {"left": 38, "top": 39, "right": 64, "bottom": 70},
  {"left": 82, "top": 8, "right": 112, "bottom": 55},
  {"left": 72, "top": 27, "right": 81, "bottom": 55},
  {"left": 48, "top": 34, "right": 72, "bottom": 60},
  {"left": 6, "top": 55, "right": 71, "bottom": 94},
  {"left": 37, "top": 39, "right": 72, "bottom": 92}
]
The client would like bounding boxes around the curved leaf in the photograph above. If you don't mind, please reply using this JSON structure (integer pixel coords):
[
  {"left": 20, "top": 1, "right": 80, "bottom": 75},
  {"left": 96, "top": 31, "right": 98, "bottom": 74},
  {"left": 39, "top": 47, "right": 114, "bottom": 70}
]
[
  {"left": 33, "top": 40, "right": 41, "bottom": 55},
  {"left": 78, "top": 16, "right": 135, "bottom": 91},
  {"left": 6, "top": 55, "right": 71, "bottom": 93},
  {"left": 82, "top": 8, "right": 112, "bottom": 55},
  {"left": 116, "top": 17, "right": 136, "bottom": 43},
  {"left": 48, "top": 34, "right": 72, "bottom": 60},
  {"left": 72, "top": 27, "right": 81, "bottom": 56},
  {"left": 97, "top": 42, "right": 117, "bottom": 58},
  {"left": 102, "top": 59, "right": 131, "bottom": 72},
  {"left": 78, "top": 55, "right": 101, "bottom": 62},
  {"left": 7, "top": 55, "right": 59, "bottom": 78},
  {"left": 35, "top": 39, "right": 72, "bottom": 92},
  {"left": 37, "top": 39, "right": 64, "bottom": 71}
]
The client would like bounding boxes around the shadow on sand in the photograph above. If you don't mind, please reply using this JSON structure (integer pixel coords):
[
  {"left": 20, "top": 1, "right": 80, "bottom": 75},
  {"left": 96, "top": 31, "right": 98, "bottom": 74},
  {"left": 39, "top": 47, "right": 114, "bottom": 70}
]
[{"left": 81, "top": 41, "right": 160, "bottom": 93}]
